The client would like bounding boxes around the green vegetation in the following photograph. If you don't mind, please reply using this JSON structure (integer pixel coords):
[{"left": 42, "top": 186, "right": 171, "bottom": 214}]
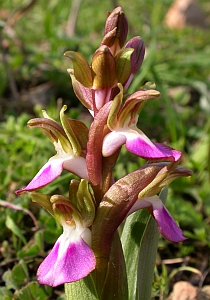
[{"left": 0, "top": 0, "right": 210, "bottom": 298}]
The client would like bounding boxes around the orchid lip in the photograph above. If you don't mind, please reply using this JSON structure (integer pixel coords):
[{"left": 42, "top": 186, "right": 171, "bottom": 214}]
[
  {"left": 16, "top": 154, "right": 88, "bottom": 195},
  {"left": 37, "top": 225, "right": 96, "bottom": 287},
  {"left": 128, "top": 195, "right": 186, "bottom": 242},
  {"left": 102, "top": 129, "right": 182, "bottom": 162},
  {"left": 15, "top": 158, "right": 63, "bottom": 195},
  {"left": 125, "top": 133, "right": 182, "bottom": 162}
]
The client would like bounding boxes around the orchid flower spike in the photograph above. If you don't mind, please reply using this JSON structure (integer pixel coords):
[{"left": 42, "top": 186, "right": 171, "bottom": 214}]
[
  {"left": 30, "top": 180, "right": 96, "bottom": 287},
  {"left": 16, "top": 106, "right": 89, "bottom": 195},
  {"left": 102, "top": 84, "right": 182, "bottom": 162}
]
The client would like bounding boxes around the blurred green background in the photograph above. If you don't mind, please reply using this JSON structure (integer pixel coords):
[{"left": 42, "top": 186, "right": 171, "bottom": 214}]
[{"left": 0, "top": 0, "right": 210, "bottom": 299}]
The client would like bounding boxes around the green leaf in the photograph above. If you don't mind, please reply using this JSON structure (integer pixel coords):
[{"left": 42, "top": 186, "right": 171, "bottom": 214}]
[
  {"left": 2, "top": 271, "right": 16, "bottom": 290},
  {"left": 100, "top": 232, "right": 128, "bottom": 300},
  {"left": 0, "top": 287, "right": 13, "bottom": 300},
  {"left": 11, "top": 260, "right": 29, "bottom": 287},
  {"left": 121, "top": 209, "right": 150, "bottom": 300},
  {"left": 65, "top": 274, "right": 99, "bottom": 300},
  {"left": 17, "top": 230, "right": 44, "bottom": 258},
  {"left": 13, "top": 281, "right": 49, "bottom": 300},
  {"left": 17, "top": 244, "right": 40, "bottom": 258},
  {"left": 5, "top": 215, "right": 27, "bottom": 245},
  {"left": 137, "top": 187, "right": 168, "bottom": 300},
  {"left": 2, "top": 260, "right": 29, "bottom": 290},
  {"left": 34, "top": 230, "right": 44, "bottom": 250}
]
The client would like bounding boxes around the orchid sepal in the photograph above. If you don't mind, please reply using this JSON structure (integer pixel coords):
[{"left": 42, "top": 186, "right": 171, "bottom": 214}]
[
  {"left": 27, "top": 106, "right": 87, "bottom": 157},
  {"left": 30, "top": 192, "right": 53, "bottom": 216},
  {"left": 60, "top": 105, "right": 83, "bottom": 156},
  {"left": 67, "top": 69, "right": 94, "bottom": 110},
  {"left": 159, "top": 165, "right": 193, "bottom": 188},
  {"left": 50, "top": 194, "right": 81, "bottom": 226},
  {"left": 64, "top": 51, "right": 92, "bottom": 88},
  {"left": 126, "top": 163, "right": 192, "bottom": 242},
  {"left": 91, "top": 45, "right": 117, "bottom": 90},
  {"left": 137, "top": 162, "right": 177, "bottom": 198},
  {"left": 67, "top": 119, "right": 89, "bottom": 152},
  {"left": 106, "top": 85, "right": 160, "bottom": 130},
  {"left": 115, "top": 48, "right": 134, "bottom": 85},
  {"left": 27, "top": 116, "right": 72, "bottom": 154},
  {"left": 100, "top": 27, "right": 117, "bottom": 48},
  {"left": 107, "top": 83, "right": 123, "bottom": 129},
  {"left": 69, "top": 179, "right": 95, "bottom": 227},
  {"left": 138, "top": 162, "right": 193, "bottom": 198},
  {"left": 140, "top": 81, "right": 157, "bottom": 90},
  {"left": 117, "top": 89, "right": 161, "bottom": 127}
]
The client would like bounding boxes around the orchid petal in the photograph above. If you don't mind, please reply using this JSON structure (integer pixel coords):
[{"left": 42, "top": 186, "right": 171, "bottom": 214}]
[
  {"left": 37, "top": 227, "right": 96, "bottom": 287},
  {"left": 16, "top": 155, "right": 88, "bottom": 195},
  {"left": 128, "top": 195, "right": 186, "bottom": 242},
  {"left": 102, "top": 131, "right": 126, "bottom": 156},
  {"left": 125, "top": 130, "right": 181, "bottom": 162}
]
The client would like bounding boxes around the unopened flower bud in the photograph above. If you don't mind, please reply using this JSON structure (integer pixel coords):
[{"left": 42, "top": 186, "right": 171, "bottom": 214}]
[
  {"left": 103, "top": 6, "right": 128, "bottom": 55},
  {"left": 125, "top": 36, "right": 145, "bottom": 75}
]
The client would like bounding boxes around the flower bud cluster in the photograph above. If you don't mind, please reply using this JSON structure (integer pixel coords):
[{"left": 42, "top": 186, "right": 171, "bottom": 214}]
[{"left": 65, "top": 7, "right": 145, "bottom": 113}]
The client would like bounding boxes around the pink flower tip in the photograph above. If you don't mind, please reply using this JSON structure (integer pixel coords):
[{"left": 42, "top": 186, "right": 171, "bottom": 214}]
[
  {"left": 128, "top": 196, "right": 186, "bottom": 243},
  {"left": 37, "top": 231, "right": 96, "bottom": 287},
  {"left": 153, "top": 205, "right": 186, "bottom": 242}
]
